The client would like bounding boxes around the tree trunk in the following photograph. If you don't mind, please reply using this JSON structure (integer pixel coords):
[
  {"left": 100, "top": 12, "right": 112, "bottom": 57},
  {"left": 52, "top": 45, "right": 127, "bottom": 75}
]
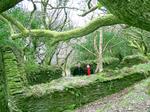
[
  {"left": 0, "top": 0, "right": 23, "bottom": 13},
  {"left": 4, "top": 50, "right": 27, "bottom": 97},
  {"left": 45, "top": 44, "right": 58, "bottom": 65},
  {"left": 62, "top": 49, "right": 73, "bottom": 77},
  {"left": 100, "top": 0, "right": 150, "bottom": 31},
  {"left": 95, "top": 30, "right": 103, "bottom": 73},
  {"left": 0, "top": 49, "right": 9, "bottom": 112}
]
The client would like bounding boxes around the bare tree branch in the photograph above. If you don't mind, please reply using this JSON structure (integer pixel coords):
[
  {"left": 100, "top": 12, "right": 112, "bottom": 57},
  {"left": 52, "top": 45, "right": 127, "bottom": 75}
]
[
  {"left": 41, "top": 0, "right": 49, "bottom": 29},
  {"left": 56, "top": 8, "right": 68, "bottom": 31},
  {"left": 79, "top": 6, "right": 98, "bottom": 17},
  {"left": 76, "top": 43, "right": 97, "bottom": 57},
  {"left": 0, "top": 15, "right": 14, "bottom": 35},
  {"left": 94, "top": 31, "right": 99, "bottom": 54},
  {"left": 87, "top": 0, "right": 92, "bottom": 9}
]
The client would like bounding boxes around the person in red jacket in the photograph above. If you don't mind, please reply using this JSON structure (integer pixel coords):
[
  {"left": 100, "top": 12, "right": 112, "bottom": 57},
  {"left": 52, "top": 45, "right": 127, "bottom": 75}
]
[{"left": 86, "top": 64, "right": 91, "bottom": 76}]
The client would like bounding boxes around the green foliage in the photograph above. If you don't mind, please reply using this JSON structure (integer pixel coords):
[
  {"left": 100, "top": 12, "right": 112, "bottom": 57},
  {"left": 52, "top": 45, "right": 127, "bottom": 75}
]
[
  {"left": 103, "top": 57, "right": 119, "bottom": 64},
  {"left": 74, "top": 31, "right": 132, "bottom": 63},
  {"left": 103, "top": 57, "right": 120, "bottom": 70},
  {"left": 122, "top": 27, "right": 150, "bottom": 55},
  {"left": 121, "top": 54, "right": 149, "bottom": 67},
  {"left": 25, "top": 65, "right": 62, "bottom": 85},
  {"left": 8, "top": 7, "right": 42, "bottom": 29},
  {"left": 97, "top": 2, "right": 103, "bottom": 9},
  {"left": 0, "top": 18, "right": 10, "bottom": 38},
  {"left": 102, "top": 31, "right": 132, "bottom": 60},
  {"left": 74, "top": 33, "right": 96, "bottom": 61},
  {"left": 0, "top": 49, "right": 9, "bottom": 112}
]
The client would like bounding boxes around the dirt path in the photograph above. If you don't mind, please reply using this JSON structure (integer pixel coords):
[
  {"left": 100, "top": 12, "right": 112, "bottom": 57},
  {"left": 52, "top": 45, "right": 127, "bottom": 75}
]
[{"left": 75, "top": 77, "right": 150, "bottom": 112}]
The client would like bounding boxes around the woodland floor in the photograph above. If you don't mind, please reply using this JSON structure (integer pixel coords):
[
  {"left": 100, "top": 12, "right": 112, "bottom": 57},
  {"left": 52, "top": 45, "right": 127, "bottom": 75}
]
[{"left": 75, "top": 77, "right": 150, "bottom": 112}]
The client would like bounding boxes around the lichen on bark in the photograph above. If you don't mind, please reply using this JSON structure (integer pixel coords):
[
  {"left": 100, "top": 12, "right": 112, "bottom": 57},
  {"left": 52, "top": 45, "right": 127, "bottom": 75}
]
[
  {"left": 4, "top": 50, "right": 27, "bottom": 97},
  {"left": 100, "top": 0, "right": 150, "bottom": 31},
  {"left": 10, "top": 14, "right": 123, "bottom": 42},
  {"left": 0, "top": 0, "right": 23, "bottom": 13},
  {"left": 0, "top": 48, "right": 9, "bottom": 112}
]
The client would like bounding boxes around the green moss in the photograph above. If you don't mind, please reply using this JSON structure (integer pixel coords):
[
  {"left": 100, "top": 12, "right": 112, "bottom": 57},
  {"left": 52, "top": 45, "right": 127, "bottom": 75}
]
[
  {"left": 26, "top": 65, "right": 62, "bottom": 85},
  {"left": 12, "top": 14, "right": 122, "bottom": 41},
  {"left": 100, "top": 0, "right": 150, "bottom": 31},
  {"left": 16, "top": 63, "right": 150, "bottom": 112},
  {"left": 4, "top": 51, "right": 26, "bottom": 97},
  {"left": 0, "top": 0, "right": 23, "bottom": 13},
  {"left": 121, "top": 54, "right": 149, "bottom": 67},
  {"left": 0, "top": 49, "right": 9, "bottom": 112}
]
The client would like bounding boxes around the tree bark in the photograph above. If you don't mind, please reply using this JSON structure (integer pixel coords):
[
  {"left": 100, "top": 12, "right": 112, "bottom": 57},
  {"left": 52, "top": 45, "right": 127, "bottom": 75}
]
[
  {"left": 95, "top": 30, "right": 103, "bottom": 73},
  {"left": 0, "top": 49, "right": 9, "bottom": 112},
  {"left": 6, "top": 14, "right": 122, "bottom": 40},
  {"left": 0, "top": 0, "right": 23, "bottom": 13},
  {"left": 100, "top": 0, "right": 150, "bottom": 31},
  {"left": 4, "top": 50, "right": 27, "bottom": 97}
]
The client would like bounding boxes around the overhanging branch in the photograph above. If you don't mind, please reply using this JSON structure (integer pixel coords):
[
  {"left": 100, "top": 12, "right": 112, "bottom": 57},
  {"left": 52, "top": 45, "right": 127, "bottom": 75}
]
[
  {"left": 1, "top": 13, "right": 124, "bottom": 44},
  {"left": 0, "top": 0, "right": 23, "bottom": 13},
  {"left": 79, "top": 6, "right": 98, "bottom": 17},
  {"left": 1, "top": 13, "right": 27, "bottom": 33},
  {"left": 0, "top": 15, "right": 14, "bottom": 35},
  {"left": 11, "top": 14, "right": 124, "bottom": 42}
]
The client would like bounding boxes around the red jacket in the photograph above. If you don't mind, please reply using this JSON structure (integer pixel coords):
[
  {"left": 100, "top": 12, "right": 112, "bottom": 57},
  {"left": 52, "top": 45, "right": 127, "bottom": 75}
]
[{"left": 87, "top": 67, "right": 91, "bottom": 76}]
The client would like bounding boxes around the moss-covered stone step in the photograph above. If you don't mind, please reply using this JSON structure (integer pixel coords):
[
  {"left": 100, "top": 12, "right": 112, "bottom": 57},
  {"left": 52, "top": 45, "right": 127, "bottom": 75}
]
[{"left": 17, "top": 63, "right": 150, "bottom": 112}]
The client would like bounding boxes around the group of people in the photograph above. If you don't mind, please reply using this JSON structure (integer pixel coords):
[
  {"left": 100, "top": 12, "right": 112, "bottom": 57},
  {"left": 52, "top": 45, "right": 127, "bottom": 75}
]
[{"left": 72, "top": 63, "right": 93, "bottom": 76}]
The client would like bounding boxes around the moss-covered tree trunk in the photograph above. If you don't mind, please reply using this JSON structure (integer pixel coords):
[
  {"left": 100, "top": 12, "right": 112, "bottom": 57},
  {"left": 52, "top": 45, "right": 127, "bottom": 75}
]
[
  {"left": 41, "top": 43, "right": 58, "bottom": 65},
  {"left": 0, "top": 0, "right": 23, "bottom": 13},
  {"left": 3, "top": 49, "right": 28, "bottom": 111},
  {"left": 0, "top": 49, "right": 9, "bottom": 112},
  {"left": 4, "top": 50, "right": 27, "bottom": 97},
  {"left": 100, "top": 0, "right": 150, "bottom": 31}
]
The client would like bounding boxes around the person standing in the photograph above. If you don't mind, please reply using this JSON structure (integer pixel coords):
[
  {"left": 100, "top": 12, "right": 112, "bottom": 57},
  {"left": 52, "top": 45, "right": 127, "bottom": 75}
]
[
  {"left": 73, "top": 63, "right": 84, "bottom": 76},
  {"left": 86, "top": 64, "right": 91, "bottom": 76}
]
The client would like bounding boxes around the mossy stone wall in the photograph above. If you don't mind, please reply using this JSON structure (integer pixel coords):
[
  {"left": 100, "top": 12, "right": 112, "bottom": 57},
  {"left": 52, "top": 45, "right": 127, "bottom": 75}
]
[
  {"left": 26, "top": 66, "right": 62, "bottom": 85},
  {"left": 17, "top": 64, "right": 150, "bottom": 112},
  {"left": 121, "top": 55, "right": 149, "bottom": 67}
]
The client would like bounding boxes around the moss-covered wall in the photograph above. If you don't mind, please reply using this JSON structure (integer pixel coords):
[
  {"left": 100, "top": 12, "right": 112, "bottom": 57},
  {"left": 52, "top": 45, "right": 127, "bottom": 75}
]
[
  {"left": 0, "top": 49, "right": 9, "bottom": 112},
  {"left": 16, "top": 63, "right": 150, "bottom": 112},
  {"left": 26, "top": 66, "right": 62, "bottom": 85},
  {"left": 121, "top": 54, "right": 149, "bottom": 67},
  {"left": 100, "top": 0, "right": 150, "bottom": 31}
]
